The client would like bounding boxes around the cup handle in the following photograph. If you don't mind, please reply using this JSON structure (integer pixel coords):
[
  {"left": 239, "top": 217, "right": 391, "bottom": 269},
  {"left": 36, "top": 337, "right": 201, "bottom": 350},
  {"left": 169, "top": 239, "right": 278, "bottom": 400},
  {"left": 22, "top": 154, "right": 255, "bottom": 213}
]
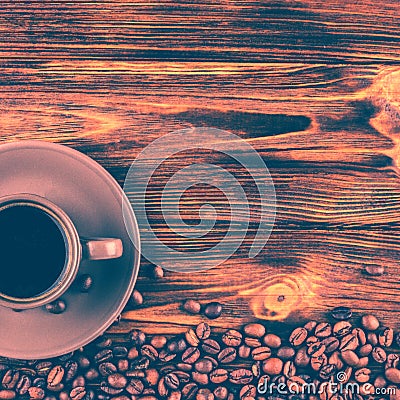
[{"left": 81, "top": 238, "right": 123, "bottom": 261}]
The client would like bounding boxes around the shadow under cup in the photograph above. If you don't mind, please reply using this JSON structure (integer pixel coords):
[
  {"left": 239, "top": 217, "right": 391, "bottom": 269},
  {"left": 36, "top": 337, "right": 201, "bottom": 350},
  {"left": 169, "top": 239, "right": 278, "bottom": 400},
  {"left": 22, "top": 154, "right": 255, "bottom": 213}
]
[{"left": 0, "top": 197, "right": 78, "bottom": 308}]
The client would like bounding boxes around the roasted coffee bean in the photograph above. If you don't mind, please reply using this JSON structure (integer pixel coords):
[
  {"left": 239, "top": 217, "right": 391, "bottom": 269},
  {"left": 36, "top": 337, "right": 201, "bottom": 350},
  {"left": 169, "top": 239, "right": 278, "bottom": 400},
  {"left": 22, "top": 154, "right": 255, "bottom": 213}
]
[
  {"left": 0, "top": 390, "right": 16, "bottom": 400},
  {"left": 117, "top": 359, "right": 129, "bottom": 372},
  {"left": 386, "top": 353, "right": 400, "bottom": 369},
  {"left": 319, "top": 364, "right": 337, "bottom": 380},
  {"left": 182, "top": 383, "right": 198, "bottom": 399},
  {"left": 77, "top": 356, "right": 90, "bottom": 369},
  {"left": 151, "top": 335, "right": 167, "bottom": 349},
  {"left": 283, "top": 361, "right": 296, "bottom": 378},
  {"left": 321, "top": 337, "right": 339, "bottom": 353},
  {"left": 372, "top": 346, "right": 387, "bottom": 363},
  {"left": 262, "top": 358, "right": 283, "bottom": 375},
  {"left": 177, "top": 363, "right": 192, "bottom": 372},
  {"left": 192, "top": 371, "right": 208, "bottom": 385},
  {"left": 276, "top": 346, "right": 295, "bottom": 360},
  {"left": 174, "top": 370, "right": 190, "bottom": 384},
  {"left": 15, "top": 375, "right": 30, "bottom": 395},
  {"left": 294, "top": 347, "right": 310, "bottom": 367},
  {"left": 141, "top": 345, "right": 158, "bottom": 361},
  {"left": 311, "top": 354, "right": 327, "bottom": 371},
  {"left": 213, "top": 386, "right": 228, "bottom": 400},
  {"left": 333, "top": 321, "right": 352, "bottom": 337},
  {"left": 331, "top": 306, "right": 352, "bottom": 320},
  {"left": 374, "top": 375, "right": 387, "bottom": 388},
  {"left": 47, "top": 366, "right": 64, "bottom": 387},
  {"left": 182, "top": 347, "right": 201, "bottom": 364},
  {"left": 222, "top": 330, "right": 242, "bottom": 347},
  {"left": 70, "top": 386, "right": 86, "bottom": 400},
  {"left": 243, "top": 323, "right": 266, "bottom": 338},
  {"left": 99, "top": 362, "right": 117, "bottom": 377},
  {"left": 289, "top": 327, "right": 308, "bottom": 347},
  {"left": 130, "top": 356, "right": 150, "bottom": 370},
  {"left": 229, "top": 369, "right": 253, "bottom": 384},
  {"left": 386, "top": 368, "right": 400, "bottom": 384},
  {"left": 196, "top": 323, "right": 211, "bottom": 340},
  {"left": 367, "top": 332, "right": 378, "bottom": 346},
  {"left": 45, "top": 300, "right": 66, "bottom": 314},
  {"left": 183, "top": 300, "right": 201, "bottom": 315},
  {"left": 361, "top": 315, "right": 380, "bottom": 331},
  {"left": 239, "top": 384, "right": 256, "bottom": 399},
  {"left": 217, "top": 348, "right": 236, "bottom": 364},
  {"left": 168, "top": 339, "right": 187, "bottom": 353},
  {"left": 201, "top": 339, "right": 220, "bottom": 354},
  {"left": 341, "top": 350, "right": 360, "bottom": 367},
  {"left": 358, "top": 344, "right": 373, "bottom": 357},
  {"left": 65, "top": 361, "right": 78, "bottom": 381},
  {"left": 113, "top": 346, "right": 128, "bottom": 358},
  {"left": 143, "top": 368, "right": 159, "bottom": 386},
  {"left": 28, "top": 387, "right": 45, "bottom": 399},
  {"left": 100, "top": 380, "right": 123, "bottom": 394},
  {"left": 339, "top": 334, "right": 358, "bottom": 351},
  {"left": 210, "top": 369, "right": 228, "bottom": 384},
  {"left": 354, "top": 367, "right": 371, "bottom": 383},
  {"left": 204, "top": 302, "right": 222, "bottom": 319},
  {"left": 127, "top": 347, "right": 139, "bottom": 360},
  {"left": 95, "top": 336, "right": 112, "bottom": 348},
  {"left": 95, "top": 349, "right": 113, "bottom": 363},
  {"left": 304, "top": 320, "right": 317, "bottom": 332},
  {"left": 315, "top": 323, "right": 332, "bottom": 338},
  {"left": 365, "top": 265, "right": 385, "bottom": 276},
  {"left": 35, "top": 362, "right": 52, "bottom": 377},
  {"left": 76, "top": 274, "right": 93, "bottom": 292},
  {"left": 306, "top": 336, "right": 319, "bottom": 346},
  {"left": 194, "top": 359, "right": 213, "bottom": 374},
  {"left": 244, "top": 337, "right": 261, "bottom": 348},
  {"left": 379, "top": 327, "right": 394, "bottom": 347},
  {"left": 196, "top": 388, "right": 213, "bottom": 400},
  {"left": 352, "top": 328, "right": 367, "bottom": 346},
  {"left": 157, "top": 377, "right": 168, "bottom": 397},
  {"left": 165, "top": 373, "right": 180, "bottom": 390},
  {"left": 168, "top": 391, "right": 182, "bottom": 400},
  {"left": 128, "top": 329, "right": 146, "bottom": 346},
  {"left": 72, "top": 376, "right": 85, "bottom": 388},
  {"left": 251, "top": 361, "right": 261, "bottom": 378},
  {"left": 238, "top": 345, "right": 251, "bottom": 359},
  {"left": 159, "top": 350, "right": 177, "bottom": 363},
  {"left": 263, "top": 334, "right": 281, "bottom": 349},
  {"left": 251, "top": 347, "right": 271, "bottom": 361},
  {"left": 307, "top": 342, "right": 325, "bottom": 357},
  {"left": 84, "top": 368, "right": 99, "bottom": 381},
  {"left": 185, "top": 329, "right": 200, "bottom": 347}
]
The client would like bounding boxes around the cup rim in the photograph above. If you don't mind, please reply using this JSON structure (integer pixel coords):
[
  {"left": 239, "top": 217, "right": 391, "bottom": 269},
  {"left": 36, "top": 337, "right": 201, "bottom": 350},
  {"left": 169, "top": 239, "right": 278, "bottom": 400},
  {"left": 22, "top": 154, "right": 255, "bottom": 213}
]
[{"left": 0, "top": 193, "right": 81, "bottom": 309}]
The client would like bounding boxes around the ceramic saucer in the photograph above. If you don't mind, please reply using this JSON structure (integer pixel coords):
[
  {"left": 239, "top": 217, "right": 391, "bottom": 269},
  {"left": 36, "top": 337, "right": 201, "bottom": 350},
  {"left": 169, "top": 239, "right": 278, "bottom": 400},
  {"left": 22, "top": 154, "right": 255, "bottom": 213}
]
[{"left": 0, "top": 141, "right": 140, "bottom": 359}]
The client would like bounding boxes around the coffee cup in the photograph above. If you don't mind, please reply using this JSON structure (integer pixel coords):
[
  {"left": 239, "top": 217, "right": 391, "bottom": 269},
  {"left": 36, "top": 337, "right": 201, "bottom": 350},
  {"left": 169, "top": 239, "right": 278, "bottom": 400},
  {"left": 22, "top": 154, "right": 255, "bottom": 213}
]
[{"left": 0, "top": 193, "right": 123, "bottom": 310}]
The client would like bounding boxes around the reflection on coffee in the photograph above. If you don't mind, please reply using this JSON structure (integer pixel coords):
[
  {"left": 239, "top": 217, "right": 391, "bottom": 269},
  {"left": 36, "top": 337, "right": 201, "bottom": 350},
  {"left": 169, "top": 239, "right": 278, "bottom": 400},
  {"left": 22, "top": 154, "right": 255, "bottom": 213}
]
[{"left": 0, "top": 205, "right": 66, "bottom": 298}]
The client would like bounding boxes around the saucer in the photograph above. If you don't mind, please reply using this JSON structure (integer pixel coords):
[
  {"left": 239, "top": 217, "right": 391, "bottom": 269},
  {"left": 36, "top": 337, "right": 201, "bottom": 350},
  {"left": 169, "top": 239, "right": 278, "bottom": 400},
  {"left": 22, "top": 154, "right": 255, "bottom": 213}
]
[{"left": 0, "top": 141, "right": 140, "bottom": 359}]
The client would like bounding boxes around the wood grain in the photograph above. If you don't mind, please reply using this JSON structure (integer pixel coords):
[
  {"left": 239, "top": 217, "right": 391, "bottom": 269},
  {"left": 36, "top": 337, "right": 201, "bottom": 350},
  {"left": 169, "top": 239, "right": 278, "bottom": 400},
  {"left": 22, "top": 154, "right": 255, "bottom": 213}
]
[{"left": 0, "top": 1, "right": 400, "bottom": 335}]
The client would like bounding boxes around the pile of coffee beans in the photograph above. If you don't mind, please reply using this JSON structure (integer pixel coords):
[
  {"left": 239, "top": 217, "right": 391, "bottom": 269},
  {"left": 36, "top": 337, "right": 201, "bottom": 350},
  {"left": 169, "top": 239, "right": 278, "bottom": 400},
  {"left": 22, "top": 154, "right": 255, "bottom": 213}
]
[{"left": 1, "top": 309, "right": 400, "bottom": 399}]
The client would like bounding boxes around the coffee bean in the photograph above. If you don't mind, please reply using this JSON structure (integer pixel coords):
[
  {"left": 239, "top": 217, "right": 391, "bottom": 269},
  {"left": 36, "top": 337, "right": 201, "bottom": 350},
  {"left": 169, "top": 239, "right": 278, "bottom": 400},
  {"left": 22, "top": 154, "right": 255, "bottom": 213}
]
[
  {"left": 276, "top": 346, "right": 295, "bottom": 360},
  {"left": 183, "top": 300, "right": 201, "bottom": 315},
  {"left": 47, "top": 366, "right": 64, "bottom": 387},
  {"left": 315, "top": 323, "right": 332, "bottom": 338},
  {"left": 28, "top": 387, "right": 45, "bottom": 400},
  {"left": 374, "top": 375, "right": 387, "bottom": 388},
  {"left": 372, "top": 346, "right": 387, "bottom": 363},
  {"left": 352, "top": 328, "right": 367, "bottom": 346},
  {"left": 222, "top": 330, "right": 242, "bottom": 347},
  {"left": 182, "top": 383, "right": 198, "bottom": 399},
  {"left": 354, "top": 367, "right": 371, "bottom": 383},
  {"left": 141, "top": 345, "right": 158, "bottom": 361},
  {"left": 239, "top": 384, "right": 256, "bottom": 399},
  {"left": 306, "top": 341, "right": 325, "bottom": 357},
  {"left": 262, "top": 358, "right": 283, "bottom": 375},
  {"left": 379, "top": 327, "right": 394, "bottom": 347},
  {"left": 333, "top": 321, "right": 352, "bottom": 337},
  {"left": 182, "top": 347, "right": 201, "bottom": 364},
  {"left": 168, "top": 391, "right": 182, "bottom": 400},
  {"left": 311, "top": 353, "right": 328, "bottom": 371},
  {"left": 192, "top": 371, "right": 208, "bottom": 385},
  {"left": 331, "top": 306, "right": 352, "bottom": 320},
  {"left": 361, "top": 315, "right": 380, "bottom": 331},
  {"left": 151, "top": 265, "right": 164, "bottom": 279},
  {"left": 210, "top": 369, "right": 228, "bottom": 384},
  {"left": 238, "top": 345, "right": 251, "bottom": 359},
  {"left": 150, "top": 335, "right": 167, "bottom": 349},
  {"left": 45, "top": 300, "right": 66, "bottom": 314},
  {"left": 341, "top": 350, "right": 360, "bottom": 367},
  {"left": 365, "top": 265, "right": 384, "bottom": 276},
  {"left": 177, "top": 363, "right": 192, "bottom": 372},
  {"left": 289, "top": 327, "right": 308, "bottom": 347},
  {"left": 77, "top": 356, "right": 90, "bottom": 369},
  {"left": 294, "top": 347, "right": 310, "bottom": 367},
  {"left": 306, "top": 336, "right": 318, "bottom": 346},
  {"left": 196, "top": 388, "right": 213, "bottom": 400},
  {"left": 283, "top": 360, "right": 296, "bottom": 378},
  {"left": 251, "top": 347, "right": 271, "bottom": 361},
  {"left": 329, "top": 351, "right": 344, "bottom": 370},
  {"left": 174, "top": 370, "right": 190, "bottom": 383},
  {"left": 201, "top": 339, "right": 220, "bottom": 355},
  {"left": 196, "top": 323, "right": 211, "bottom": 340},
  {"left": 99, "top": 362, "right": 117, "bottom": 377},
  {"left": 339, "top": 334, "right": 358, "bottom": 351},
  {"left": 95, "top": 349, "right": 113, "bottom": 364},
  {"left": 204, "top": 302, "right": 222, "bottom": 319},
  {"left": 128, "top": 329, "right": 146, "bottom": 346},
  {"left": 213, "top": 386, "right": 228, "bottom": 400},
  {"left": 195, "top": 359, "right": 213, "bottom": 374},
  {"left": 129, "top": 289, "right": 143, "bottom": 307},
  {"left": 263, "top": 334, "right": 281, "bottom": 349},
  {"left": 218, "top": 348, "right": 237, "bottom": 364},
  {"left": 321, "top": 337, "right": 339, "bottom": 353},
  {"left": 130, "top": 356, "right": 150, "bottom": 370},
  {"left": 169, "top": 339, "right": 187, "bottom": 354},
  {"left": 35, "top": 362, "right": 52, "bottom": 377},
  {"left": 319, "top": 364, "right": 337, "bottom": 380},
  {"left": 0, "top": 390, "right": 16, "bottom": 400},
  {"left": 358, "top": 343, "right": 373, "bottom": 357},
  {"left": 185, "top": 329, "right": 200, "bottom": 347},
  {"left": 304, "top": 320, "right": 317, "bottom": 332},
  {"left": 244, "top": 337, "right": 261, "bottom": 348},
  {"left": 76, "top": 274, "right": 93, "bottom": 292},
  {"left": 108, "top": 372, "right": 128, "bottom": 389},
  {"left": 113, "top": 346, "right": 128, "bottom": 359},
  {"left": 70, "top": 386, "right": 86, "bottom": 400},
  {"left": 165, "top": 373, "right": 180, "bottom": 390},
  {"left": 386, "top": 353, "right": 400, "bottom": 369},
  {"left": 84, "top": 368, "right": 99, "bottom": 381},
  {"left": 385, "top": 368, "right": 400, "bottom": 384},
  {"left": 157, "top": 377, "right": 168, "bottom": 397},
  {"left": 243, "top": 324, "right": 266, "bottom": 338},
  {"left": 159, "top": 350, "right": 177, "bottom": 363},
  {"left": 228, "top": 369, "right": 253, "bottom": 384}
]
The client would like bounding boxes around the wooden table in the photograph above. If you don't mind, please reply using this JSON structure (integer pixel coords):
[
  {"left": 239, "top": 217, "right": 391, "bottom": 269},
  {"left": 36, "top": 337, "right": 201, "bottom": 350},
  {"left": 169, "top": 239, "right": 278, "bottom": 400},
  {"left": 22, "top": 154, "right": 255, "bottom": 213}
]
[{"left": 1, "top": 0, "right": 400, "bottom": 337}]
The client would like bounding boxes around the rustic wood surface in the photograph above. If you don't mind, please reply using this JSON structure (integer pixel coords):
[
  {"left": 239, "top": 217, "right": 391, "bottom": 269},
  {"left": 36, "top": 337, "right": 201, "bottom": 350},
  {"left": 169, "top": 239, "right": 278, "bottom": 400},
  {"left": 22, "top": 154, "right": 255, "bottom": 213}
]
[{"left": 1, "top": 0, "right": 400, "bottom": 336}]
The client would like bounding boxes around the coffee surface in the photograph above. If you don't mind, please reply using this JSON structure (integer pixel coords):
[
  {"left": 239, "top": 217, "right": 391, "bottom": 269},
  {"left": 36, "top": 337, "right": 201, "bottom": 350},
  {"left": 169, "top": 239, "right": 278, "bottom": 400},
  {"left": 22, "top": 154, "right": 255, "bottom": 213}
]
[{"left": 0, "top": 205, "right": 66, "bottom": 298}]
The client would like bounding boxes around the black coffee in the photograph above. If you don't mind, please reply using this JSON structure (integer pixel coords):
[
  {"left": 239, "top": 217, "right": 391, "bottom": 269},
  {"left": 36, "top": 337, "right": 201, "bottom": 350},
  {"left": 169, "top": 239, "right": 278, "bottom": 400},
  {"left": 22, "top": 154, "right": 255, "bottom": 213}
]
[{"left": 0, "top": 205, "right": 66, "bottom": 298}]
